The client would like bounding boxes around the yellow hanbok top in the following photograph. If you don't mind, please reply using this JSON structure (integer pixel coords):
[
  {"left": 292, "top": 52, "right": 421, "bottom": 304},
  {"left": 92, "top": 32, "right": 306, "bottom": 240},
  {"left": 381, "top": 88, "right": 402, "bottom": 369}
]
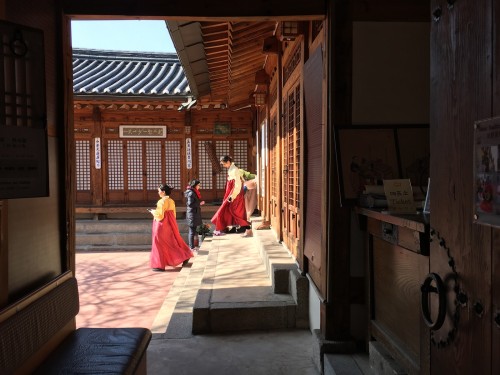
[{"left": 151, "top": 196, "right": 176, "bottom": 221}]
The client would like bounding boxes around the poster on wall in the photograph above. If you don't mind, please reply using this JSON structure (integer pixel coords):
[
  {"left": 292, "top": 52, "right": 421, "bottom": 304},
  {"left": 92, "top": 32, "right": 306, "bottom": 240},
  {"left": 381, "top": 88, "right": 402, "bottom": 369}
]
[
  {"left": 474, "top": 117, "right": 500, "bottom": 227},
  {"left": 0, "top": 126, "right": 48, "bottom": 199},
  {"left": 0, "top": 22, "right": 47, "bottom": 199},
  {"left": 337, "top": 128, "right": 399, "bottom": 200},
  {"left": 335, "top": 125, "right": 430, "bottom": 206}
]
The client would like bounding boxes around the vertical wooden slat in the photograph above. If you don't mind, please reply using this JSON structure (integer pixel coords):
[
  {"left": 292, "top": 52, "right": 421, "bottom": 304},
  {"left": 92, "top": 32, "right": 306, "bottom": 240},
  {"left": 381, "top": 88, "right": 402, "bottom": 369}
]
[
  {"left": 62, "top": 13, "right": 75, "bottom": 272},
  {"left": 323, "top": 0, "right": 352, "bottom": 341},
  {"left": 0, "top": 200, "right": 7, "bottom": 308},
  {"left": 303, "top": 45, "right": 324, "bottom": 273}
]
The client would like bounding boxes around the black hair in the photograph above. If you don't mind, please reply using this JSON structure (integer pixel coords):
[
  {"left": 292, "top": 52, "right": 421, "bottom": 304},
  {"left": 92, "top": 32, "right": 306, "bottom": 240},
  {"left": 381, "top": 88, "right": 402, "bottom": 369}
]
[
  {"left": 190, "top": 179, "right": 201, "bottom": 188},
  {"left": 220, "top": 155, "right": 232, "bottom": 163},
  {"left": 158, "top": 184, "right": 173, "bottom": 195}
]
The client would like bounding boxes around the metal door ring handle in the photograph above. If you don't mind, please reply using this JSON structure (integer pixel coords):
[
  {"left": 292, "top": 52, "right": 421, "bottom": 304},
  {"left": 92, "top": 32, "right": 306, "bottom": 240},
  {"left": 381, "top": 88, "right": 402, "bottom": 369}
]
[{"left": 421, "top": 272, "right": 446, "bottom": 330}]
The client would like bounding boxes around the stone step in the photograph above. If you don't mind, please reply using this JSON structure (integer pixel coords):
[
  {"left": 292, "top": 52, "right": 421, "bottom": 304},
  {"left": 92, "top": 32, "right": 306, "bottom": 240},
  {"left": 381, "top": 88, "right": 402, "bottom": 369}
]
[
  {"left": 191, "top": 218, "right": 309, "bottom": 334},
  {"left": 75, "top": 219, "right": 195, "bottom": 251},
  {"left": 76, "top": 244, "right": 152, "bottom": 252},
  {"left": 76, "top": 219, "right": 191, "bottom": 233},
  {"left": 324, "top": 354, "right": 370, "bottom": 375},
  {"left": 76, "top": 232, "right": 152, "bottom": 247},
  {"left": 193, "top": 299, "right": 298, "bottom": 333}
]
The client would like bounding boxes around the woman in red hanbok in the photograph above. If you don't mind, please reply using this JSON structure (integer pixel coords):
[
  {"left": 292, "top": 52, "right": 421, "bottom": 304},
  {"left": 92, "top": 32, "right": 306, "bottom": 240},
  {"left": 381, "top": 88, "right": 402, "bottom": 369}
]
[
  {"left": 149, "top": 184, "right": 193, "bottom": 271},
  {"left": 211, "top": 156, "right": 253, "bottom": 237}
]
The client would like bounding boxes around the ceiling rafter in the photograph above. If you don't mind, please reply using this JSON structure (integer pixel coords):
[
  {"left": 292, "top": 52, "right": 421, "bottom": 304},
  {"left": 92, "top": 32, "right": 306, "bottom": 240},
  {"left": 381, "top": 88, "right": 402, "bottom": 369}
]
[{"left": 172, "top": 19, "right": 277, "bottom": 108}]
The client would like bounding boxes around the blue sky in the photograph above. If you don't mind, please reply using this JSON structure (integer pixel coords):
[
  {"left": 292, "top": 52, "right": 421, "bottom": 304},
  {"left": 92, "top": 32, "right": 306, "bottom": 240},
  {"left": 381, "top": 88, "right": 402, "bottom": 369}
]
[{"left": 71, "top": 20, "right": 176, "bottom": 53}]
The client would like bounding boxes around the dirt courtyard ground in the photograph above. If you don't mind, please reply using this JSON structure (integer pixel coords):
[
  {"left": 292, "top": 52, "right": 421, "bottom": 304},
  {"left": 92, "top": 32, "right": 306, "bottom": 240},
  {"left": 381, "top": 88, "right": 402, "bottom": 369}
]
[{"left": 75, "top": 251, "right": 181, "bottom": 329}]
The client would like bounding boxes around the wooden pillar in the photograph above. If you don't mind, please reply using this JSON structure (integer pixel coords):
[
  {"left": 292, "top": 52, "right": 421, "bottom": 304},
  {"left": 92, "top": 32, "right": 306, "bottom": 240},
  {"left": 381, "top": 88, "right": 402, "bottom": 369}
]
[
  {"left": 61, "top": 12, "right": 75, "bottom": 273},
  {"left": 322, "top": 0, "right": 352, "bottom": 341}
]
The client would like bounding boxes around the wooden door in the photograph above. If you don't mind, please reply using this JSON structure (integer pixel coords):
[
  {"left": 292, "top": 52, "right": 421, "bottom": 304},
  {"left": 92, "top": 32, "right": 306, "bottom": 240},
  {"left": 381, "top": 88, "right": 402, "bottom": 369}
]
[
  {"left": 282, "top": 82, "right": 301, "bottom": 256},
  {"left": 75, "top": 138, "right": 93, "bottom": 204},
  {"left": 103, "top": 138, "right": 183, "bottom": 204},
  {"left": 303, "top": 45, "right": 324, "bottom": 286},
  {"left": 429, "top": 0, "right": 492, "bottom": 373},
  {"left": 269, "top": 113, "right": 280, "bottom": 231}
]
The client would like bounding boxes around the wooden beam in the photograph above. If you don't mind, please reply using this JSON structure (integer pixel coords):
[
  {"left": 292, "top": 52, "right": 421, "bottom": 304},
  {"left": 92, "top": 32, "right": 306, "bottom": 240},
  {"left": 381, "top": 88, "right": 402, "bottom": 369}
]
[
  {"left": 351, "top": 0, "right": 429, "bottom": 22},
  {"left": 62, "top": 0, "right": 326, "bottom": 20}
]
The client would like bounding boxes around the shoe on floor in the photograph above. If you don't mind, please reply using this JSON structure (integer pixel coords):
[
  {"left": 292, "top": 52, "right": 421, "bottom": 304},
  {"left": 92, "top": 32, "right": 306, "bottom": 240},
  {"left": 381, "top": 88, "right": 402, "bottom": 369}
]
[
  {"left": 152, "top": 268, "right": 165, "bottom": 272},
  {"left": 213, "top": 230, "right": 226, "bottom": 236}
]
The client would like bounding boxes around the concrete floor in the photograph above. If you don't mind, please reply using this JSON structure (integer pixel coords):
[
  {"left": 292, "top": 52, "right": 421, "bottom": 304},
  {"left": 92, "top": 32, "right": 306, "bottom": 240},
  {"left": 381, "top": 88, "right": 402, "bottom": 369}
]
[
  {"left": 145, "top": 218, "right": 321, "bottom": 374},
  {"left": 147, "top": 329, "right": 319, "bottom": 375},
  {"left": 76, "top": 217, "right": 370, "bottom": 375}
]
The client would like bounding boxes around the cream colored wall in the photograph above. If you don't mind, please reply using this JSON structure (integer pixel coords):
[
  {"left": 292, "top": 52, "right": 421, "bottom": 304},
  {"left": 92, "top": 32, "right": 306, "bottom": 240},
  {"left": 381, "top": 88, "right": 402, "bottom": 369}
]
[
  {"left": 352, "top": 22, "right": 430, "bottom": 125},
  {"left": 5, "top": 0, "right": 63, "bottom": 297},
  {"left": 8, "top": 137, "right": 62, "bottom": 294}
]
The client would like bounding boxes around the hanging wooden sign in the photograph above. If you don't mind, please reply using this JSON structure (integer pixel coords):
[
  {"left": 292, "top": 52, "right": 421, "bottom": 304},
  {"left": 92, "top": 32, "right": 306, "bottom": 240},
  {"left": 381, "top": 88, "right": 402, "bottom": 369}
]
[{"left": 119, "top": 125, "right": 167, "bottom": 138}]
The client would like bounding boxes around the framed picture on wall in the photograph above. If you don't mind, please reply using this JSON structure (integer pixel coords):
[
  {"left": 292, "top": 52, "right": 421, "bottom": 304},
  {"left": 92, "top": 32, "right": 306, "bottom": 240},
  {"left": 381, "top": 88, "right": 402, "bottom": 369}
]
[
  {"left": 0, "top": 22, "right": 47, "bottom": 199},
  {"left": 214, "top": 122, "right": 231, "bottom": 135},
  {"left": 336, "top": 127, "right": 399, "bottom": 202},
  {"left": 335, "top": 125, "right": 430, "bottom": 205},
  {"left": 397, "top": 126, "right": 430, "bottom": 196},
  {"left": 473, "top": 116, "right": 500, "bottom": 228}
]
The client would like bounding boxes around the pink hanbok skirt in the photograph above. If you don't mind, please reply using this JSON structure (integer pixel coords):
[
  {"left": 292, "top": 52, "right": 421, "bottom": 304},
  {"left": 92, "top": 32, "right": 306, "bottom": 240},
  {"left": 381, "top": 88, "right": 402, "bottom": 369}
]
[{"left": 150, "top": 211, "right": 193, "bottom": 268}]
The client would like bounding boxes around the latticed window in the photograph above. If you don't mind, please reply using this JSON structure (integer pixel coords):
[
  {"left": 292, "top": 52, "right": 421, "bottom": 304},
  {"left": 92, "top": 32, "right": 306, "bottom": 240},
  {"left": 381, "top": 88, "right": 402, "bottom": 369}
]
[
  {"left": 76, "top": 140, "right": 90, "bottom": 191},
  {"left": 282, "top": 82, "right": 301, "bottom": 209},
  {"left": 146, "top": 141, "right": 162, "bottom": 190},
  {"left": 233, "top": 140, "right": 248, "bottom": 171},
  {"left": 198, "top": 141, "right": 214, "bottom": 189},
  {"left": 165, "top": 141, "right": 181, "bottom": 189},
  {"left": 287, "top": 91, "right": 295, "bottom": 206},
  {"left": 107, "top": 140, "right": 124, "bottom": 190},
  {"left": 282, "top": 98, "right": 289, "bottom": 203},
  {"left": 294, "top": 84, "right": 301, "bottom": 208},
  {"left": 216, "top": 140, "right": 230, "bottom": 189},
  {"left": 127, "top": 141, "right": 143, "bottom": 190},
  {"left": 270, "top": 116, "right": 277, "bottom": 198},
  {"left": 260, "top": 123, "right": 266, "bottom": 197}
]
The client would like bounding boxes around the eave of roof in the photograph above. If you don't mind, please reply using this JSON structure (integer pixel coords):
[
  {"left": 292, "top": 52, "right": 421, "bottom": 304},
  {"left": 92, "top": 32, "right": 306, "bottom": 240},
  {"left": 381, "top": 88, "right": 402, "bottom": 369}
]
[{"left": 72, "top": 48, "right": 191, "bottom": 98}]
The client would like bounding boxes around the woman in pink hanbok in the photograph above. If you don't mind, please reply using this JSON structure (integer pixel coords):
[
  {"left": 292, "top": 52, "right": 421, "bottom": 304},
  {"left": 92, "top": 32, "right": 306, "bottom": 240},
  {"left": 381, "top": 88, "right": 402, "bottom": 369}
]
[{"left": 149, "top": 184, "right": 193, "bottom": 271}]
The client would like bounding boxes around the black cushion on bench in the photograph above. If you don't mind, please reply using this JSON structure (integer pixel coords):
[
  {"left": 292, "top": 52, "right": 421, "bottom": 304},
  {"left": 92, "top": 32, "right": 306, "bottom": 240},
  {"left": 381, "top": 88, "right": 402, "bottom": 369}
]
[{"left": 34, "top": 327, "right": 152, "bottom": 375}]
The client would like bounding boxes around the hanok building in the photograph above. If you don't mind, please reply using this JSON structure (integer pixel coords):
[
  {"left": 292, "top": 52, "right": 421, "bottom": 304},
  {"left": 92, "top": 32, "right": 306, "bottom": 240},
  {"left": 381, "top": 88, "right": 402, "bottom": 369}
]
[{"left": 72, "top": 48, "right": 255, "bottom": 211}]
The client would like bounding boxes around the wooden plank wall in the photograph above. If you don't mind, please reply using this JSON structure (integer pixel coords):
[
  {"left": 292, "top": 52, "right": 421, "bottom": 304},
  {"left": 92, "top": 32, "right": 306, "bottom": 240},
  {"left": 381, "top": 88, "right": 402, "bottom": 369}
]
[
  {"left": 430, "top": 0, "right": 492, "bottom": 373},
  {"left": 73, "top": 105, "right": 254, "bottom": 205}
]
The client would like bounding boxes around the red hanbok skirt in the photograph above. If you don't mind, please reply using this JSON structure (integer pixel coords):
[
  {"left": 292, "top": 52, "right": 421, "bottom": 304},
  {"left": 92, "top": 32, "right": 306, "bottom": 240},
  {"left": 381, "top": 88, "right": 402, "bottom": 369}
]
[
  {"left": 211, "top": 179, "right": 250, "bottom": 231},
  {"left": 150, "top": 211, "right": 193, "bottom": 268}
]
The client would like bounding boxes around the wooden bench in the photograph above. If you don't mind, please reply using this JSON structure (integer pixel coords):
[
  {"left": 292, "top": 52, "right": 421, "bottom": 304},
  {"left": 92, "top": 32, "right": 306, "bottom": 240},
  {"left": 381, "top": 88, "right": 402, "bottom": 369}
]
[{"left": 0, "top": 271, "right": 152, "bottom": 374}]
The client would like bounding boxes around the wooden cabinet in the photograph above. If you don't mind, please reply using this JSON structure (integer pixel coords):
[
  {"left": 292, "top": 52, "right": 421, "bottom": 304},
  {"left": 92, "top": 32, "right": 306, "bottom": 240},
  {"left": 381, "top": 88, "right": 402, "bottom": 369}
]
[{"left": 357, "top": 208, "right": 430, "bottom": 375}]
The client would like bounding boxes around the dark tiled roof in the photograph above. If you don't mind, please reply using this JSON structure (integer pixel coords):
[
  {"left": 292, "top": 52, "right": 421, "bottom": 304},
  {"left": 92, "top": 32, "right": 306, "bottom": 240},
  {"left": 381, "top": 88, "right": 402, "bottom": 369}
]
[{"left": 72, "top": 48, "right": 191, "bottom": 97}]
